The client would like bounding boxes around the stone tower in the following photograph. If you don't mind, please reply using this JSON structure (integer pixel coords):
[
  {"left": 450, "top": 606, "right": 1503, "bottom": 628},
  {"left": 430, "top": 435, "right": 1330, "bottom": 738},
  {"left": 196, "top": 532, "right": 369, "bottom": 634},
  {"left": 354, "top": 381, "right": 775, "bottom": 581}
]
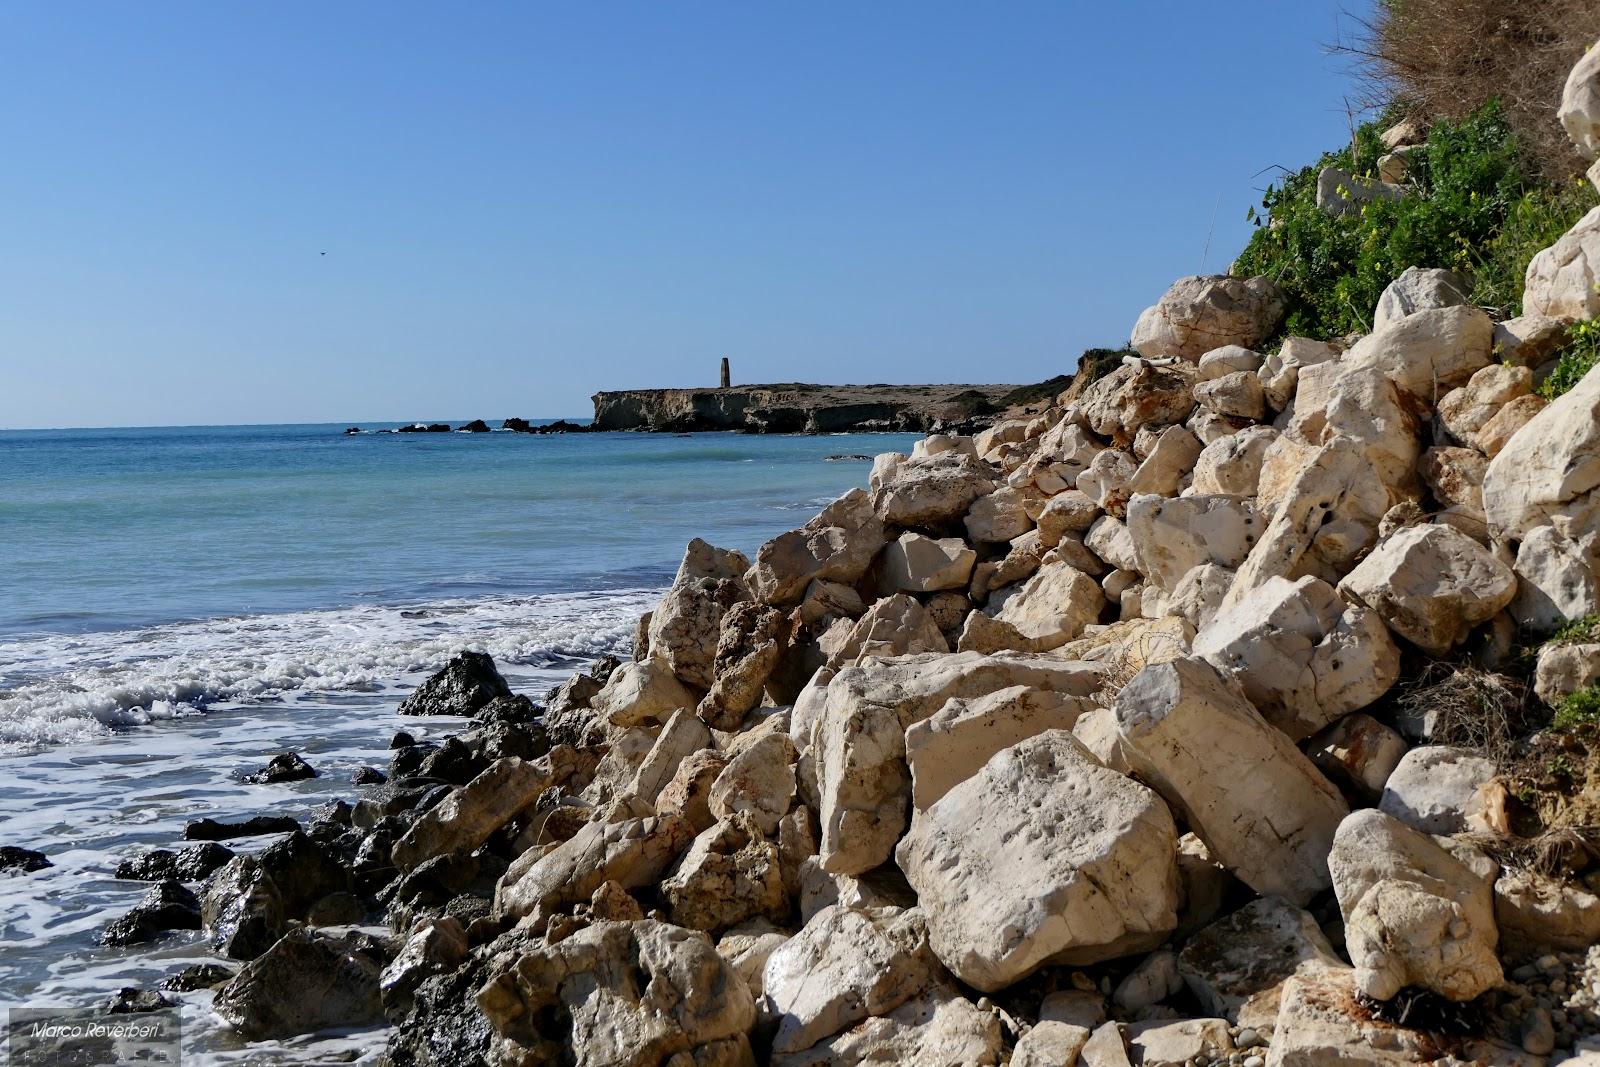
[{"left": 720, "top": 357, "right": 731, "bottom": 389}]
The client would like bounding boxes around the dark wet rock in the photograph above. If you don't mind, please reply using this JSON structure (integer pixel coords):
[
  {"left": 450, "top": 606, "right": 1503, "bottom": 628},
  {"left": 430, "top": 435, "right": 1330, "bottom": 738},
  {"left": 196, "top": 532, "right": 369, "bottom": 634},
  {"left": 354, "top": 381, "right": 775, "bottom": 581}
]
[
  {"left": 461, "top": 419, "right": 491, "bottom": 433},
  {"left": 243, "top": 752, "right": 318, "bottom": 784},
  {"left": 389, "top": 741, "right": 437, "bottom": 779},
  {"left": 397, "top": 651, "right": 510, "bottom": 718},
  {"left": 379, "top": 916, "right": 469, "bottom": 1021},
  {"left": 397, "top": 423, "right": 452, "bottom": 434},
  {"left": 102, "top": 879, "right": 203, "bottom": 946},
  {"left": 259, "top": 831, "right": 352, "bottom": 917},
  {"left": 213, "top": 927, "right": 390, "bottom": 1040},
  {"left": 415, "top": 736, "right": 487, "bottom": 786},
  {"left": 103, "top": 988, "right": 176, "bottom": 1015},
  {"left": 353, "top": 765, "right": 388, "bottom": 785},
  {"left": 164, "top": 963, "right": 236, "bottom": 991},
  {"left": 474, "top": 693, "right": 538, "bottom": 726},
  {"left": 354, "top": 784, "right": 437, "bottom": 830},
  {"left": 824, "top": 453, "right": 874, "bottom": 461},
  {"left": 503, "top": 417, "right": 532, "bottom": 432},
  {"left": 115, "top": 842, "right": 235, "bottom": 882},
  {"left": 0, "top": 846, "right": 51, "bottom": 873},
  {"left": 201, "top": 855, "right": 287, "bottom": 961},
  {"left": 388, "top": 853, "right": 481, "bottom": 908},
  {"left": 184, "top": 815, "right": 300, "bottom": 841},
  {"left": 390, "top": 731, "right": 416, "bottom": 749},
  {"left": 344, "top": 426, "right": 362, "bottom": 435},
  {"left": 384, "top": 948, "right": 495, "bottom": 1066},
  {"left": 306, "top": 890, "right": 368, "bottom": 926}
]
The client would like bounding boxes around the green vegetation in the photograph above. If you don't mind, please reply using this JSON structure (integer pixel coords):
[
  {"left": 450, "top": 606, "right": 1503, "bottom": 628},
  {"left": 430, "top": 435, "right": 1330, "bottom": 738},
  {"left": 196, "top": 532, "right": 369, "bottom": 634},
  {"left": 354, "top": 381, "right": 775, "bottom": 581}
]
[
  {"left": 1547, "top": 613, "right": 1600, "bottom": 645},
  {"left": 1232, "top": 101, "right": 1595, "bottom": 341},
  {"left": 1072, "top": 347, "right": 1134, "bottom": 389},
  {"left": 996, "top": 375, "right": 1073, "bottom": 409},
  {"left": 942, "top": 389, "right": 999, "bottom": 417},
  {"left": 1552, "top": 685, "right": 1600, "bottom": 732},
  {"left": 1538, "top": 319, "right": 1600, "bottom": 400}
]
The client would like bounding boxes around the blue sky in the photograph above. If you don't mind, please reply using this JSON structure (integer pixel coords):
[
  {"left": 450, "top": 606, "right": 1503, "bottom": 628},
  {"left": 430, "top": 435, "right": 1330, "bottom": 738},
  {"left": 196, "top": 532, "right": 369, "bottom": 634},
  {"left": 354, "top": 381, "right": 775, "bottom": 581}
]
[{"left": 1, "top": 2, "right": 1373, "bottom": 428}]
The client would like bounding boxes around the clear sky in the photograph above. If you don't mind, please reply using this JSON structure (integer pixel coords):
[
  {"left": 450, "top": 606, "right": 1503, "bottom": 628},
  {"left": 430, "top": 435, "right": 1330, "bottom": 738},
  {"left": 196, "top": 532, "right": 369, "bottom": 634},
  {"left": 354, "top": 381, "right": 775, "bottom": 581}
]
[{"left": 1, "top": 2, "right": 1374, "bottom": 429}]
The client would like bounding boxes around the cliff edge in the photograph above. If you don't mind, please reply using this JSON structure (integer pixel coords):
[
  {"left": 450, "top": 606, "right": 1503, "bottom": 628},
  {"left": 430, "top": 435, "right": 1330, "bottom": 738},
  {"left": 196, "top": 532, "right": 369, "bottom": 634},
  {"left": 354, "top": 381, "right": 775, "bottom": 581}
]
[{"left": 589, "top": 382, "right": 1035, "bottom": 433}]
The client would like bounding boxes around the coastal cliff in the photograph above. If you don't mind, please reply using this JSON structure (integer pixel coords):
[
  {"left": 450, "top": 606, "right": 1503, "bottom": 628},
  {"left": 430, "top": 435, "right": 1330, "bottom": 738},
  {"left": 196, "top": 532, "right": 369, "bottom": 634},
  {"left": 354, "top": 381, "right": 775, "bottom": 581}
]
[{"left": 590, "top": 382, "right": 1037, "bottom": 433}]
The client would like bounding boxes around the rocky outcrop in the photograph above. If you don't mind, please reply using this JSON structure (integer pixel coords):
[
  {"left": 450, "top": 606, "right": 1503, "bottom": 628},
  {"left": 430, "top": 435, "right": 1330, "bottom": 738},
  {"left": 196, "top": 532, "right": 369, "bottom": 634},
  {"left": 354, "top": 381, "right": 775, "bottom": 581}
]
[{"left": 591, "top": 382, "right": 1027, "bottom": 433}]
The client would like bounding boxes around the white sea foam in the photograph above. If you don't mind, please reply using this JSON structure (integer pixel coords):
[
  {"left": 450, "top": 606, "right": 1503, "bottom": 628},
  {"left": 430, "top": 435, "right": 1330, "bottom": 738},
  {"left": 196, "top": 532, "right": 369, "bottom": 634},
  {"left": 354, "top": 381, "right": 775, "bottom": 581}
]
[{"left": 0, "top": 588, "right": 659, "bottom": 752}]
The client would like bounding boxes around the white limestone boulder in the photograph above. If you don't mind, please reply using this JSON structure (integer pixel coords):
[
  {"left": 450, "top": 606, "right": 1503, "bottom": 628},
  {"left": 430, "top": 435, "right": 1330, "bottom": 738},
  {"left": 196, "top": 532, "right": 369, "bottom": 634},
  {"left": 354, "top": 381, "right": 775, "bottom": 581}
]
[
  {"left": 495, "top": 814, "right": 694, "bottom": 920},
  {"left": 1126, "top": 494, "right": 1259, "bottom": 592},
  {"left": 1113, "top": 658, "right": 1349, "bottom": 904},
  {"left": 1305, "top": 712, "right": 1408, "bottom": 802},
  {"left": 819, "top": 593, "right": 947, "bottom": 670},
  {"left": 708, "top": 732, "right": 797, "bottom": 836},
  {"left": 1316, "top": 166, "right": 1406, "bottom": 216},
  {"left": 1130, "top": 275, "right": 1287, "bottom": 361},
  {"left": 1328, "top": 809, "right": 1502, "bottom": 1002},
  {"left": 1195, "top": 370, "right": 1266, "bottom": 420},
  {"left": 870, "top": 452, "right": 996, "bottom": 527},
  {"left": 593, "top": 656, "right": 698, "bottom": 728},
  {"left": 1258, "top": 336, "right": 1340, "bottom": 412},
  {"left": 1524, "top": 204, "right": 1600, "bottom": 322},
  {"left": 1561, "top": 39, "right": 1600, "bottom": 159},
  {"left": 1079, "top": 363, "right": 1197, "bottom": 445},
  {"left": 1124, "top": 424, "right": 1204, "bottom": 498},
  {"left": 1191, "top": 425, "right": 1277, "bottom": 497},
  {"left": 963, "top": 485, "right": 1034, "bottom": 544},
  {"left": 1196, "top": 344, "right": 1264, "bottom": 380},
  {"left": 984, "top": 560, "right": 1106, "bottom": 652},
  {"left": 1194, "top": 575, "right": 1399, "bottom": 740},
  {"left": 772, "top": 984, "right": 1002, "bottom": 1067},
  {"left": 1340, "top": 304, "right": 1494, "bottom": 402},
  {"left": 895, "top": 730, "right": 1181, "bottom": 991},
  {"left": 647, "top": 538, "right": 751, "bottom": 689},
  {"left": 750, "top": 488, "right": 886, "bottom": 606},
  {"left": 1373, "top": 266, "right": 1471, "bottom": 333},
  {"left": 878, "top": 532, "right": 975, "bottom": 593},
  {"left": 1378, "top": 746, "right": 1496, "bottom": 836},
  {"left": 1338, "top": 523, "right": 1517, "bottom": 656},
  {"left": 1177, "top": 896, "right": 1343, "bottom": 1029},
  {"left": 1535, "top": 639, "right": 1600, "bottom": 704}
]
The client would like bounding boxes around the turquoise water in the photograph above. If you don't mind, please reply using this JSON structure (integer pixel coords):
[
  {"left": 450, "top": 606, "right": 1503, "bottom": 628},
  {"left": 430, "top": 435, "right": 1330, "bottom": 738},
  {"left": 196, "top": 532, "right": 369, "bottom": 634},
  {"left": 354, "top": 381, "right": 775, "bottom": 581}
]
[{"left": 0, "top": 423, "right": 911, "bottom": 748}]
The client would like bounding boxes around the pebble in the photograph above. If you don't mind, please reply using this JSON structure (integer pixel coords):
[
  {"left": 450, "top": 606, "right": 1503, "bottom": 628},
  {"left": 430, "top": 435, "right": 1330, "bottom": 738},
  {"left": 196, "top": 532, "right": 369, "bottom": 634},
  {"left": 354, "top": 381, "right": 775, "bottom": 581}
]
[
  {"left": 1244, "top": 1057, "right": 1265, "bottom": 1067},
  {"left": 1523, "top": 1007, "right": 1556, "bottom": 1056},
  {"left": 1236, "top": 1029, "right": 1264, "bottom": 1049}
]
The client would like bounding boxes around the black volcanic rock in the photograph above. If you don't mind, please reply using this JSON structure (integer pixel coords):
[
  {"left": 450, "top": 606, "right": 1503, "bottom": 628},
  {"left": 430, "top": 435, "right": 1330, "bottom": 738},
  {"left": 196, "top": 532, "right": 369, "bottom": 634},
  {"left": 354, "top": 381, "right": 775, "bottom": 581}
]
[
  {"left": 185, "top": 815, "right": 301, "bottom": 841},
  {"left": 243, "top": 752, "right": 318, "bottom": 784},
  {"left": 397, "top": 651, "right": 511, "bottom": 717},
  {"left": 102, "top": 880, "right": 202, "bottom": 946},
  {"left": 0, "top": 846, "right": 51, "bottom": 873}
]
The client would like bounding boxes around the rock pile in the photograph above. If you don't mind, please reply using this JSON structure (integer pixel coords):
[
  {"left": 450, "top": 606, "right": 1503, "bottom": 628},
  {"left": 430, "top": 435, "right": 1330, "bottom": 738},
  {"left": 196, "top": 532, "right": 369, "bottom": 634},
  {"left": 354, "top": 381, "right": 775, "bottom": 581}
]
[{"left": 94, "top": 41, "right": 1600, "bottom": 1067}]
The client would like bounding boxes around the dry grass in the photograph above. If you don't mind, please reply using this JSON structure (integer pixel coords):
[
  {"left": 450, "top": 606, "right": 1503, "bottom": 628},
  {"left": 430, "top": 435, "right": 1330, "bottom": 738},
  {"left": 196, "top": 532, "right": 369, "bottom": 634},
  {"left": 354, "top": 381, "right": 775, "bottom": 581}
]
[
  {"left": 1335, "top": 0, "right": 1600, "bottom": 179},
  {"left": 1457, "top": 825, "right": 1600, "bottom": 876},
  {"left": 1391, "top": 663, "right": 1534, "bottom": 768}
]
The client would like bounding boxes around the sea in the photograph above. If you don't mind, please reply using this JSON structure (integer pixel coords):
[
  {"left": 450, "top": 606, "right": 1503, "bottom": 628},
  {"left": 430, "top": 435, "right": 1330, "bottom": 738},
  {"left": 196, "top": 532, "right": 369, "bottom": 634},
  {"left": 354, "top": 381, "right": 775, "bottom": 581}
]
[{"left": 0, "top": 421, "right": 913, "bottom": 1063}]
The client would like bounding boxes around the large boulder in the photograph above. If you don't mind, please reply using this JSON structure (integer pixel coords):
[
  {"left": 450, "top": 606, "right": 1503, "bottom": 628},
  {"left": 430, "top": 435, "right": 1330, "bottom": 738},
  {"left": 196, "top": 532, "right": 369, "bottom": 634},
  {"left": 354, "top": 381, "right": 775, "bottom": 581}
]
[
  {"left": 1561, "top": 39, "right": 1600, "bottom": 159},
  {"left": 762, "top": 904, "right": 941, "bottom": 1055},
  {"left": 476, "top": 919, "right": 756, "bottom": 1066},
  {"left": 699, "top": 602, "right": 786, "bottom": 730},
  {"left": 903, "top": 685, "right": 1092, "bottom": 811},
  {"left": 1193, "top": 575, "right": 1399, "bottom": 741},
  {"left": 812, "top": 652, "right": 1102, "bottom": 875},
  {"left": 1079, "top": 363, "right": 1197, "bottom": 446},
  {"left": 1191, "top": 425, "right": 1277, "bottom": 497},
  {"left": 213, "top": 928, "right": 386, "bottom": 1039},
  {"left": 1377, "top": 746, "right": 1496, "bottom": 836},
  {"left": 1373, "top": 266, "right": 1471, "bottom": 332},
  {"left": 1340, "top": 305, "right": 1494, "bottom": 401},
  {"left": 1284, "top": 361, "right": 1422, "bottom": 492},
  {"left": 750, "top": 488, "right": 886, "bottom": 606},
  {"left": 982, "top": 561, "right": 1105, "bottom": 652},
  {"left": 648, "top": 539, "right": 751, "bottom": 689},
  {"left": 1130, "top": 275, "right": 1287, "bottom": 361},
  {"left": 1126, "top": 494, "right": 1259, "bottom": 592},
  {"left": 1113, "top": 658, "right": 1348, "bottom": 905},
  {"left": 397, "top": 651, "right": 511, "bottom": 716},
  {"left": 627, "top": 708, "right": 713, "bottom": 806},
  {"left": 819, "top": 593, "right": 947, "bottom": 670},
  {"left": 1328, "top": 809, "right": 1502, "bottom": 1002},
  {"left": 495, "top": 814, "right": 693, "bottom": 920},
  {"left": 1494, "top": 868, "right": 1600, "bottom": 956},
  {"left": 870, "top": 452, "right": 995, "bottom": 527},
  {"left": 1177, "top": 896, "right": 1343, "bottom": 1029},
  {"left": 878, "top": 532, "right": 976, "bottom": 593},
  {"left": 1338, "top": 524, "right": 1517, "bottom": 656},
  {"left": 201, "top": 855, "right": 285, "bottom": 961},
  {"left": 772, "top": 985, "right": 1002, "bottom": 1067},
  {"left": 1525, "top": 204, "right": 1600, "bottom": 321},
  {"left": 896, "top": 730, "right": 1180, "bottom": 991},
  {"left": 1258, "top": 336, "right": 1340, "bottom": 412},
  {"left": 392, "top": 753, "right": 573, "bottom": 871},
  {"left": 660, "top": 813, "right": 788, "bottom": 933},
  {"left": 708, "top": 732, "right": 797, "bottom": 836},
  {"left": 592, "top": 656, "right": 698, "bottom": 728},
  {"left": 964, "top": 486, "right": 1035, "bottom": 544}
]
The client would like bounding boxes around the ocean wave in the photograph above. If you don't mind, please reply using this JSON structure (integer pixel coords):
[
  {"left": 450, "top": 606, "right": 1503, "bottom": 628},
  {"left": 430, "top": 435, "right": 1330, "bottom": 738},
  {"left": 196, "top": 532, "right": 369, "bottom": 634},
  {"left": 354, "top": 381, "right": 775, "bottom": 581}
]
[{"left": 0, "top": 589, "right": 659, "bottom": 753}]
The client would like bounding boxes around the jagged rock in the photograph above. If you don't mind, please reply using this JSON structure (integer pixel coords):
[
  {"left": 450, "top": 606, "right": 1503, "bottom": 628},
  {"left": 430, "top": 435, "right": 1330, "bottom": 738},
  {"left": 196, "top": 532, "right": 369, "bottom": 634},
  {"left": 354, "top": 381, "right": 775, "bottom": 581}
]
[
  {"left": 981, "top": 561, "right": 1105, "bottom": 652},
  {"left": 871, "top": 452, "right": 995, "bottom": 527},
  {"left": 762, "top": 905, "right": 940, "bottom": 1055},
  {"left": 897, "top": 730, "right": 1180, "bottom": 991},
  {"left": 1316, "top": 166, "right": 1406, "bottom": 216},
  {"left": 1077, "top": 447, "right": 1140, "bottom": 514},
  {"left": 1497, "top": 313, "right": 1573, "bottom": 366},
  {"left": 1477, "top": 393, "right": 1545, "bottom": 457},
  {"left": 1191, "top": 425, "right": 1277, "bottom": 498},
  {"left": 751, "top": 488, "right": 887, "bottom": 606},
  {"left": 1165, "top": 563, "right": 1233, "bottom": 630},
  {"left": 1524, "top": 204, "right": 1600, "bottom": 321},
  {"left": 700, "top": 602, "right": 786, "bottom": 730},
  {"left": 1080, "top": 363, "right": 1198, "bottom": 447},
  {"left": 1494, "top": 868, "right": 1600, "bottom": 956},
  {"left": 102, "top": 879, "right": 202, "bottom": 946},
  {"left": 813, "top": 652, "right": 1101, "bottom": 875},
  {"left": 201, "top": 855, "right": 285, "bottom": 960},
  {"left": 1195, "top": 370, "right": 1266, "bottom": 420},
  {"left": 1035, "top": 489, "right": 1101, "bottom": 548},
  {"left": 1378, "top": 746, "right": 1496, "bottom": 835},
  {"left": 1286, "top": 361, "right": 1422, "bottom": 492},
  {"left": 1126, "top": 494, "right": 1258, "bottom": 592},
  {"left": 1373, "top": 266, "right": 1471, "bottom": 332},
  {"left": 708, "top": 732, "right": 796, "bottom": 836},
  {"left": 819, "top": 593, "right": 948, "bottom": 669},
  {"left": 1328, "top": 809, "right": 1501, "bottom": 1001},
  {"left": 799, "top": 859, "right": 917, "bottom": 924},
  {"left": 1339, "top": 524, "right": 1516, "bottom": 655},
  {"left": 1258, "top": 336, "right": 1340, "bottom": 412},
  {"left": 1194, "top": 575, "right": 1399, "bottom": 740},
  {"left": 214, "top": 927, "right": 387, "bottom": 1039},
  {"left": 580, "top": 727, "right": 656, "bottom": 807},
  {"left": 115, "top": 842, "right": 233, "bottom": 882},
  {"left": 1418, "top": 446, "right": 1486, "bottom": 511},
  {"left": 1129, "top": 1019, "right": 1234, "bottom": 1065},
  {"left": 661, "top": 812, "right": 788, "bottom": 933},
  {"left": 656, "top": 749, "right": 728, "bottom": 833},
  {"left": 1126, "top": 424, "right": 1204, "bottom": 498},
  {"left": 1340, "top": 304, "right": 1494, "bottom": 402},
  {"left": 1177, "top": 897, "right": 1343, "bottom": 1028},
  {"left": 380, "top": 916, "right": 467, "bottom": 1017},
  {"left": 1114, "top": 658, "right": 1348, "bottom": 905},
  {"left": 969, "top": 532, "right": 1046, "bottom": 601},
  {"left": 0, "top": 845, "right": 51, "bottom": 873},
  {"left": 1438, "top": 363, "right": 1534, "bottom": 445},
  {"left": 796, "top": 578, "right": 866, "bottom": 629},
  {"left": 257, "top": 830, "right": 350, "bottom": 917},
  {"left": 1562, "top": 40, "right": 1600, "bottom": 158},
  {"left": 242, "top": 752, "right": 317, "bottom": 784},
  {"left": 1130, "top": 275, "right": 1287, "bottom": 361},
  {"left": 1011, "top": 992, "right": 1104, "bottom": 1067},
  {"left": 1508, "top": 524, "right": 1599, "bottom": 632},
  {"left": 648, "top": 539, "right": 751, "bottom": 689},
  {"left": 879, "top": 532, "right": 976, "bottom": 593},
  {"left": 477, "top": 919, "right": 755, "bottom": 1066},
  {"left": 1535, "top": 639, "right": 1600, "bottom": 704},
  {"left": 716, "top": 918, "right": 788, "bottom": 997},
  {"left": 496, "top": 813, "right": 693, "bottom": 920},
  {"left": 1305, "top": 712, "right": 1408, "bottom": 801},
  {"left": 164, "top": 963, "right": 235, "bottom": 991},
  {"left": 903, "top": 686, "right": 1091, "bottom": 811},
  {"left": 964, "top": 485, "right": 1034, "bottom": 544},
  {"left": 627, "top": 708, "right": 712, "bottom": 805},
  {"left": 392, "top": 752, "right": 573, "bottom": 871},
  {"left": 592, "top": 655, "right": 697, "bottom": 728},
  {"left": 772, "top": 984, "right": 1003, "bottom": 1067},
  {"left": 1084, "top": 515, "right": 1138, "bottom": 573},
  {"left": 398, "top": 651, "right": 510, "bottom": 716},
  {"left": 1081, "top": 1021, "right": 1134, "bottom": 1067}
]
